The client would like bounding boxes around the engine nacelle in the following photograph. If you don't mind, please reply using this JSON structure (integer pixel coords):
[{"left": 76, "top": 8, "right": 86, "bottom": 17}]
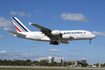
[
  {"left": 51, "top": 30, "right": 60, "bottom": 35},
  {"left": 62, "top": 34, "right": 71, "bottom": 39}
]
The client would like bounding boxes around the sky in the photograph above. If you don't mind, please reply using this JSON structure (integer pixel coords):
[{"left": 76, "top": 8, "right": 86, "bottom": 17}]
[{"left": 0, "top": 0, "right": 105, "bottom": 64}]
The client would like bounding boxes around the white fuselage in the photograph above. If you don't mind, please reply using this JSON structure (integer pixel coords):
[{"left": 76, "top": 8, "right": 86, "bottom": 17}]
[{"left": 17, "top": 30, "right": 95, "bottom": 42}]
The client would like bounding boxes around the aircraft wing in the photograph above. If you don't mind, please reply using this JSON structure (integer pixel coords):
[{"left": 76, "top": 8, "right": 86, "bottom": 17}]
[
  {"left": 31, "top": 23, "right": 61, "bottom": 41},
  {"left": 31, "top": 24, "right": 51, "bottom": 31},
  {"left": 8, "top": 31, "right": 26, "bottom": 36}
]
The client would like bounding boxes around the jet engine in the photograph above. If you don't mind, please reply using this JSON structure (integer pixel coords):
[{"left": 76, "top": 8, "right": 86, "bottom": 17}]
[
  {"left": 62, "top": 34, "right": 71, "bottom": 39},
  {"left": 51, "top": 30, "right": 60, "bottom": 35}
]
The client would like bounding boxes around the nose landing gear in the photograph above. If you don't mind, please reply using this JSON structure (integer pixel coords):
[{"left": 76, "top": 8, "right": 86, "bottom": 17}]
[{"left": 89, "top": 39, "right": 91, "bottom": 43}]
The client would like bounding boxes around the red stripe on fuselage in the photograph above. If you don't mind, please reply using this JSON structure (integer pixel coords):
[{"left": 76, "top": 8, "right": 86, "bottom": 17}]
[{"left": 14, "top": 24, "right": 22, "bottom": 32}]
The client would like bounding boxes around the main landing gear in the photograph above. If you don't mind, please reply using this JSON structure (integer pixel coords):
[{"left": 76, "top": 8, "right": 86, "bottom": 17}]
[{"left": 50, "top": 41, "right": 59, "bottom": 45}]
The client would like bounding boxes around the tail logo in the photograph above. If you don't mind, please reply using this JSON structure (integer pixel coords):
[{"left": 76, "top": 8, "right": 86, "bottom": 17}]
[{"left": 11, "top": 17, "right": 30, "bottom": 32}]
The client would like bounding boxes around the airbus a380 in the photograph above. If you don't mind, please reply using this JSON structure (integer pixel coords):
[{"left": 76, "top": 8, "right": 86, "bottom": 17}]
[{"left": 9, "top": 17, "right": 96, "bottom": 45}]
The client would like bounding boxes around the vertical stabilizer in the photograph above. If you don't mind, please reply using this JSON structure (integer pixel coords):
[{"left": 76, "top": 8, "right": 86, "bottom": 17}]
[{"left": 11, "top": 17, "right": 30, "bottom": 32}]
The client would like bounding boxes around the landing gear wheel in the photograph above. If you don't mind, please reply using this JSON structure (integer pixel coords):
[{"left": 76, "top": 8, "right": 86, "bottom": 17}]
[{"left": 50, "top": 41, "right": 59, "bottom": 45}]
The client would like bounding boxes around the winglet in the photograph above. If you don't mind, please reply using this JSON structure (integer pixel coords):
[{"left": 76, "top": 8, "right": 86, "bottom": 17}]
[{"left": 29, "top": 22, "right": 32, "bottom": 25}]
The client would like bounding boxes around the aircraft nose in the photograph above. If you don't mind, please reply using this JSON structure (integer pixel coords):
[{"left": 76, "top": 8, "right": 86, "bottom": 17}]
[{"left": 93, "top": 34, "right": 96, "bottom": 39}]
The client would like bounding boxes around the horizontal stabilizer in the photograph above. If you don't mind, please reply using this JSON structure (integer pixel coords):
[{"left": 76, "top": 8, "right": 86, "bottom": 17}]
[{"left": 8, "top": 31, "right": 26, "bottom": 36}]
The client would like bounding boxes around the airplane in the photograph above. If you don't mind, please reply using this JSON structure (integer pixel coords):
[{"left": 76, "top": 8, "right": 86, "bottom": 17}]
[{"left": 9, "top": 17, "right": 96, "bottom": 45}]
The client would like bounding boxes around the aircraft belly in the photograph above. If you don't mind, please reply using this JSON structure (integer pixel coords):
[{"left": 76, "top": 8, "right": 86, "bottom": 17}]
[
  {"left": 59, "top": 36, "right": 91, "bottom": 41},
  {"left": 74, "top": 38, "right": 91, "bottom": 40},
  {"left": 58, "top": 38, "right": 73, "bottom": 42},
  {"left": 25, "top": 37, "right": 50, "bottom": 42}
]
